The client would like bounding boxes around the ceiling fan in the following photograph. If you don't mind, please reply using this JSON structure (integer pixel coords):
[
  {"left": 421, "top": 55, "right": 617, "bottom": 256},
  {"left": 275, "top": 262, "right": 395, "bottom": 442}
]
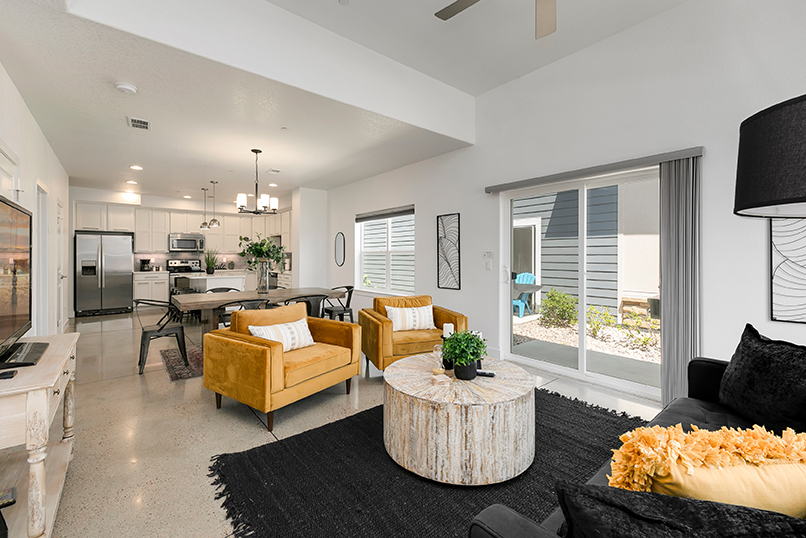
[{"left": 435, "top": 0, "right": 556, "bottom": 40}]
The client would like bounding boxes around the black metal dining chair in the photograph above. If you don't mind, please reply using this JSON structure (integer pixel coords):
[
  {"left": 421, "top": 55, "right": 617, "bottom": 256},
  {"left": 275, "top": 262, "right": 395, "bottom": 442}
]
[
  {"left": 323, "top": 285, "right": 354, "bottom": 322},
  {"left": 134, "top": 299, "right": 188, "bottom": 375},
  {"left": 214, "top": 298, "right": 269, "bottom": 328},
  {"left": 284, "top": 294, "right": 328, "bottom": 318}
]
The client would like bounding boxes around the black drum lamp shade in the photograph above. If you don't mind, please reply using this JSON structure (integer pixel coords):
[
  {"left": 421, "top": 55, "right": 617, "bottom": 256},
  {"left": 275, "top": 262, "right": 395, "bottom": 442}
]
[{"left": 734, "top": 93, "right": 806, "bottom": 217}]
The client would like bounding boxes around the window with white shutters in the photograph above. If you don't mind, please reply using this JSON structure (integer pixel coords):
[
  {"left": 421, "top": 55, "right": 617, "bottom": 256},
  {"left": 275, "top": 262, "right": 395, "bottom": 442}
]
[{"left": 359, "top": 214, "right": 415, "bottom": 294}]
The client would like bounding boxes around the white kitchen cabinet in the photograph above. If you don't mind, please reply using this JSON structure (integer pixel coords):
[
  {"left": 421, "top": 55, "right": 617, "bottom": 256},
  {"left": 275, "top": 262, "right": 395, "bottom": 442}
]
[
  {"left": 281, "top": 211, "right": 291, "bottom": 234},
  {"left": 133, "top": 272, "right": 170, "bottom": 303},
  {"left": 134, "top": 209, "right": 151, "bottom": 252},
  {"left": 205, "top": 225, "right": 223, "bottom": 252},
  {"left": 107, "top": 205, "right": 135, "bottom": 232},
  {"left": 239, "top": 216, "right": 253, "bottom": 240},
  {"left": 135, "top": 209, "right": 170, "bottom": 253},
  {"left": 187, "top": 212, "right": 205, "bottom": 233},
  {"left": 223, "top": 215, "right": 241, "bottom": 253},
  {"left": 252, "top": 216, "right": 266, "bottom": 238},
  {"left": 151, "top": 210, "right": 170, "bottom": 253},
  {"left": 75, "top": 202, "right": 106, "bottom": 230},
  {"left": 266, "top": 214, "right": 280, "bottom": 236},
  {"left": 170, "top": 211, "right": 188, "bottom": 233}
]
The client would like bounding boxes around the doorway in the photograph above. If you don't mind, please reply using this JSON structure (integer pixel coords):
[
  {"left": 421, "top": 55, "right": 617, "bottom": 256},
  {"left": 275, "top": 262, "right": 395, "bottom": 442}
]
[
  {"left": 506, "top": 167, "right": 661, "bottom": 392},
  {"left": 57, "top": 199, "right": 65, "bottom": 333},
  {"left": 36, "top": 185, "right": 49, "bottom": 335}
]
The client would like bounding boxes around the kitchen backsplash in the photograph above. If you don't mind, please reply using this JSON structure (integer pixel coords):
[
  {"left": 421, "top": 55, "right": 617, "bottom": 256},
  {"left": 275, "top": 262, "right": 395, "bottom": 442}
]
[{"left": 135, "top": 251, "right": 248, "bottom": 271}]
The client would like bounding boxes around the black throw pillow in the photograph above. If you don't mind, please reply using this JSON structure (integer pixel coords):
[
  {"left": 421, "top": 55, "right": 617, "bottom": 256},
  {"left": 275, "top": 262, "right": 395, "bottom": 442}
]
[
  {"left": 555, "top": 481, "right": 806, "bottom": 538},
  {"left": 718, "top": 323, "right": 806, "bottom": 433}
]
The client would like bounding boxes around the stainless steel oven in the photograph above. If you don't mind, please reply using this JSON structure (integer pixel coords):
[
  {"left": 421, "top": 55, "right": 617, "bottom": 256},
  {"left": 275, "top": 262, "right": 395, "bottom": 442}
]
[{"left": 168, "top": 233, "right": 205, "bottom": 252}]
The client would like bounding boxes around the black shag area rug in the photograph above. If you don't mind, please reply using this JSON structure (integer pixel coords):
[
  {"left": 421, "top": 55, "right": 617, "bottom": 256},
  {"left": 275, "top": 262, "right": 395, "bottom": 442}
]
[{"left": 209, "top": 389, "right": 647, "bottom": 538}]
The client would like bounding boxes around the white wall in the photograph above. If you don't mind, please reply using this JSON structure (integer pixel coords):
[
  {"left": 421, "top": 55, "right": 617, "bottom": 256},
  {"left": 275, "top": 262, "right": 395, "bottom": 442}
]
[
  {"left": 0, "top": 60, "right": 70, "bottom": 335},
  {"left": 291, "top": 187, "right": 328, "bottom": 287},
  {"left": 327, "top": 0, "right": 806, "bottom": 361}
]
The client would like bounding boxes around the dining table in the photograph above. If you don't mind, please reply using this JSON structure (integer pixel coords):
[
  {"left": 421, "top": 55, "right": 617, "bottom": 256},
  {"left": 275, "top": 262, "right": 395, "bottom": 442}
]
[{"left": 171, "top": 287, "right": 346, "bottom": 335}]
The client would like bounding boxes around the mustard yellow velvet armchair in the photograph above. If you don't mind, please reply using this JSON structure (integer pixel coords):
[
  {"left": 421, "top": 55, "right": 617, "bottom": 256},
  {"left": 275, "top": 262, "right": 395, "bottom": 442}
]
[
  {"left": 203, "top": 303, "right": 361, "bottom": 431},
  {"left": 358, "top": 295, "right": 467, "bottom": 371}
]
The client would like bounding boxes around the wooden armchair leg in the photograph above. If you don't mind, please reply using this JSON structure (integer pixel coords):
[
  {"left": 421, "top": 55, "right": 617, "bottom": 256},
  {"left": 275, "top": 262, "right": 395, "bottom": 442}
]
[
  {"left": 215, "top": 393, "right": 222, "bottom": 409},
  {"left": 346, "top": 378, "right": 352, "bottom": 395},
  {"left": 266, "top": 411, "right": 274, "bottom": 432}
]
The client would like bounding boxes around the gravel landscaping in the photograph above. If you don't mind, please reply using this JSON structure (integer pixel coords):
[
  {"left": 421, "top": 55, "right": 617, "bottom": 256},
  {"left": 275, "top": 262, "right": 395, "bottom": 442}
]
[{"left": 513, "top": 320, "right": 661, "bottom": 364}]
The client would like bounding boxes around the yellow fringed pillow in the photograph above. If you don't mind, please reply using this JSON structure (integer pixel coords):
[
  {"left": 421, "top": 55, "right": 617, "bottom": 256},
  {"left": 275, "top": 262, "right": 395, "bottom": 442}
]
[{"left": 608, "top": 424, "right": 806, "bottom": 518}]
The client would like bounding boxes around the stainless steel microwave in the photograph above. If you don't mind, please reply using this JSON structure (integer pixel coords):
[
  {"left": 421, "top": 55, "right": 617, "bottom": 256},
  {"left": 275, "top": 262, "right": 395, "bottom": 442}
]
[{"left": 168, "top": 233, "right": 205, "bottom": 252}]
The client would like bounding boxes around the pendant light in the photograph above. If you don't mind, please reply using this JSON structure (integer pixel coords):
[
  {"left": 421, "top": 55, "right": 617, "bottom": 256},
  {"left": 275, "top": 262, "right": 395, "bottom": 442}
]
[
  {"left": 209, "top": 181, "right": 220, "bottom": 227},
  {"left": 237, "top": 149, "right": 279, "bottom": 214},
  {"left": 200, "top": 187, "right": 210, "bottom": 230}
]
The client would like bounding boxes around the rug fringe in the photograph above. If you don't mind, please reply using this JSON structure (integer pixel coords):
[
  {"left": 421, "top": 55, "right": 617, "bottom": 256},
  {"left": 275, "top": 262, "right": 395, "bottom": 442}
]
[
  {"left": 537, "top": 388, "right": 644, "bottom": 421},
  {"left": 209, "top": 455, "right": 257, "bottom": 538}
]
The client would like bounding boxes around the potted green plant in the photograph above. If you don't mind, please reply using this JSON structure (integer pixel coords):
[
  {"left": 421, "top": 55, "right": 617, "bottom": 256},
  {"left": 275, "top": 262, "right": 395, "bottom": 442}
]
[
  {"left": 238, "top": 234, "right": 285, "bottom": 293},
  {"left": 442, "top": 330, "right": 487, "bottom": 380},
  {"left": 204, "top": 248, "right": 218, "bottom": 275}
]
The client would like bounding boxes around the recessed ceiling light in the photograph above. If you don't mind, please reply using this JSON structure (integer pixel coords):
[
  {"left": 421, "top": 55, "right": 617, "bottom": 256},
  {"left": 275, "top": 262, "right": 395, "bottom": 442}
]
[
  {"left": 125, "top": 189, "right": 134, "bottom": 193},
  {"left": 339, "top": 0, "right": 349, "bottom": 6},
  {"left": 116, "top": 82, "right": 137, "bottom": 94},
  {"left": 280, "top": 126, "right": 288, "bottom": 130},
  {"left": 126, "top": 180, "right": 138, "bottom": 185},
  {"left": 183, "top": 195, "right": 191, "bottom": 199},
  {"left": 268, "top": 183, "right": 278, "bottom": 187},
  {"left": 130, "top": 165, "right": 143, "bottom": 171}
]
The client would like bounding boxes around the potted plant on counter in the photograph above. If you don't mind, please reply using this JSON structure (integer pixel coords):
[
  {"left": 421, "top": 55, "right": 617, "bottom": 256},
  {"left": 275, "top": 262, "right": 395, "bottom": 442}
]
[
  {"left": 442, "top": 330, "right": 487, "bottom": 380},
  {"left": 238, "top": 234, "right": 285, "bottom": 294},
  {"left": 204, "top": 248, "right": 219, "bottom": 275}
]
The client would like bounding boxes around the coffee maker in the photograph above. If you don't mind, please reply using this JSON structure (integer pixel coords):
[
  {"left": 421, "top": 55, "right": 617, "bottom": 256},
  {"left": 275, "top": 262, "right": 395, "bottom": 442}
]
[{"left": 139, "top": 259, "right": 151, "bottom": 272}]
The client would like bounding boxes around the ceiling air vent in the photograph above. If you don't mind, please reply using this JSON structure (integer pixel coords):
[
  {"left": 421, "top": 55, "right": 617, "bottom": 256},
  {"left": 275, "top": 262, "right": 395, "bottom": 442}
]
[{"left": 127, "top": 117, "right": 150, "bottom": 130}]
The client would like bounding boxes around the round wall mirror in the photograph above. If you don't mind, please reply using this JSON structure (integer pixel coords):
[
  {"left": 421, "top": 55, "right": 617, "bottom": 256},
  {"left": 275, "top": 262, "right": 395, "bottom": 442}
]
[{"left": 335, "top": 232, "right": 346, "bottom": 267}]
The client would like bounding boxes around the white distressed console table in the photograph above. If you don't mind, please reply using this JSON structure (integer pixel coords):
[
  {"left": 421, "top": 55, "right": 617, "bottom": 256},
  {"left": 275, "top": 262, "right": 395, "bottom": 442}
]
[
  {"left": 0, "top": 333, "right": 79, "bottom": 538},
  {"left": 383, "top": 354, "right": 535, "bottom": 485}
]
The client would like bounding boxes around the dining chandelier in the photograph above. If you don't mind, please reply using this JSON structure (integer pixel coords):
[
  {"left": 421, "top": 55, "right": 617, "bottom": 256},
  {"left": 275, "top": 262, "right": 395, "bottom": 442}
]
[{"left": 237, "top": 149, "right": 278, "bottom": 215}]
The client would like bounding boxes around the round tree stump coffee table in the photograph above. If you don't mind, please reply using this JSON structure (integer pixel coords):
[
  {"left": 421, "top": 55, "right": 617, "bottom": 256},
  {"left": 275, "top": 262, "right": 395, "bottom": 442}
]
[{"left": 383, "top": 354, "right": 535, "bottom": 485}]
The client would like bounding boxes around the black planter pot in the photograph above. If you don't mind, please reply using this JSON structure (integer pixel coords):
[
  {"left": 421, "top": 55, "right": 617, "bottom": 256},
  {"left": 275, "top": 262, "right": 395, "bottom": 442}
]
[
  {"left": 454, "top": 362, "right": 477, "bottom": 381},
  {"left": 206, "top": 267, "right": 214, "bottom": 274},
  {"left": 442, "top": 358, "right": 454, "bottom": 370}
]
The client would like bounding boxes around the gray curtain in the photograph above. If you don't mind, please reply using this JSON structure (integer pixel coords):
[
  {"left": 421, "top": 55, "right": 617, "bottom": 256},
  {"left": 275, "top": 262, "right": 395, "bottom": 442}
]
[{"left": 659, "top": 157, "right": 701, "bottom": 405}]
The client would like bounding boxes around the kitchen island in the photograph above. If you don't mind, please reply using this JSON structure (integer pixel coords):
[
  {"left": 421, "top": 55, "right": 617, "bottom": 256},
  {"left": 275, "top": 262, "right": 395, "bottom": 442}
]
[{"left": 183, "top": 272, "right": 247, "bottom": 292}]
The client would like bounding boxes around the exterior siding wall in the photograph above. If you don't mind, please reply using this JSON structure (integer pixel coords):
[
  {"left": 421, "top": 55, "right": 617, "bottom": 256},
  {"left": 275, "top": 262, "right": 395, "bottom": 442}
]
[{"left": 512, "top": 187, "right": 618, "bottom": 312}]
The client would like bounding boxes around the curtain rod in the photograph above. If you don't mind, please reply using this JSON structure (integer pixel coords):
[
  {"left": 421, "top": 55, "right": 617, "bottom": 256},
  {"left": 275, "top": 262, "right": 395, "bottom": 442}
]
[{"left": 484, "top": 147, "right": 704, "bottom": 194}]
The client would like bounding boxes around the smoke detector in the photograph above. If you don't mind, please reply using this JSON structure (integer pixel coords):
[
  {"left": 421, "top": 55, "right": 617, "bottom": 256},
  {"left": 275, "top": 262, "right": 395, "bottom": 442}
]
[{"left": 116, "top": 82, "right": 137, "bottom": 94}]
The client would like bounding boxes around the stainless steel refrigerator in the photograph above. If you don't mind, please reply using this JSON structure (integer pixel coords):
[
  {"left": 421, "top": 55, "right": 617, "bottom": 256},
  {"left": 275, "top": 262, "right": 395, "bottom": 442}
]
[{"left": 75, "top": 231, "right": 134, "bottom": 316}]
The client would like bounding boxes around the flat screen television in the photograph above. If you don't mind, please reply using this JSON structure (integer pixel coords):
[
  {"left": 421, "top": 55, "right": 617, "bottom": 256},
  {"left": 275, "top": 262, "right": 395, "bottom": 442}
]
[{"left": 0, "top": 194, "right": 32, "bottom": 363}]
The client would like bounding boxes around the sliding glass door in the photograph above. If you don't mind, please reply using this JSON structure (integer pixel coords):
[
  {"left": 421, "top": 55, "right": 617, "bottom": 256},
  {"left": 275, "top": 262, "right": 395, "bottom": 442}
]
[{"left": 508, "top": 168, "right": 661, "bottom": 389}]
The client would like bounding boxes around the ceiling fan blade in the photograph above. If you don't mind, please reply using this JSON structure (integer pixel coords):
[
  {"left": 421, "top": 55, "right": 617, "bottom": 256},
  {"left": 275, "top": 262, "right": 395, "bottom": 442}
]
[
  {"left": 435, "top": 0, "right": 484, "bottom": 21},
  {"left": 535, "top": 0, "right": 557, "bottom": 39}
]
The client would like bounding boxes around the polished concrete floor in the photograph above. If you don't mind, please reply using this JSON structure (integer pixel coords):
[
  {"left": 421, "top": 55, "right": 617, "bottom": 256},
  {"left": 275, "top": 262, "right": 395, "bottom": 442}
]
[{"left": 50, "top": 310, "right": 661, "bottom": 537}]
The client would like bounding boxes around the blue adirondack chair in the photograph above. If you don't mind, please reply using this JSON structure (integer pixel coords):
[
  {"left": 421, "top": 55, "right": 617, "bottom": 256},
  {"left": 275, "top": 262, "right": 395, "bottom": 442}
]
[{"left": 512, "top": 272, "right": 538, "bottom": 318}]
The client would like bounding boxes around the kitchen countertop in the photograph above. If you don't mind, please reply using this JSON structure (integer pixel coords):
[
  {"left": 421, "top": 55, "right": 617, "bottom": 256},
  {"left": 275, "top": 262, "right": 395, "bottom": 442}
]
[{"left": 182, "top": 273, "right": 247, "bottom": 280}]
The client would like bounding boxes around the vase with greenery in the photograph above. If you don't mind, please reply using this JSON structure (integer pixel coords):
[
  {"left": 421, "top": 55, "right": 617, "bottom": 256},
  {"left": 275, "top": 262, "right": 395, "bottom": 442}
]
[
  {"left": 442, "top": 330, "right": 488, "bottom": 380},
  {"left": 204, "top": 248, "right": 218, "bottom": 275},
  {"left": 238, "top": 234, "right": 285, "bottom": 294}
]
